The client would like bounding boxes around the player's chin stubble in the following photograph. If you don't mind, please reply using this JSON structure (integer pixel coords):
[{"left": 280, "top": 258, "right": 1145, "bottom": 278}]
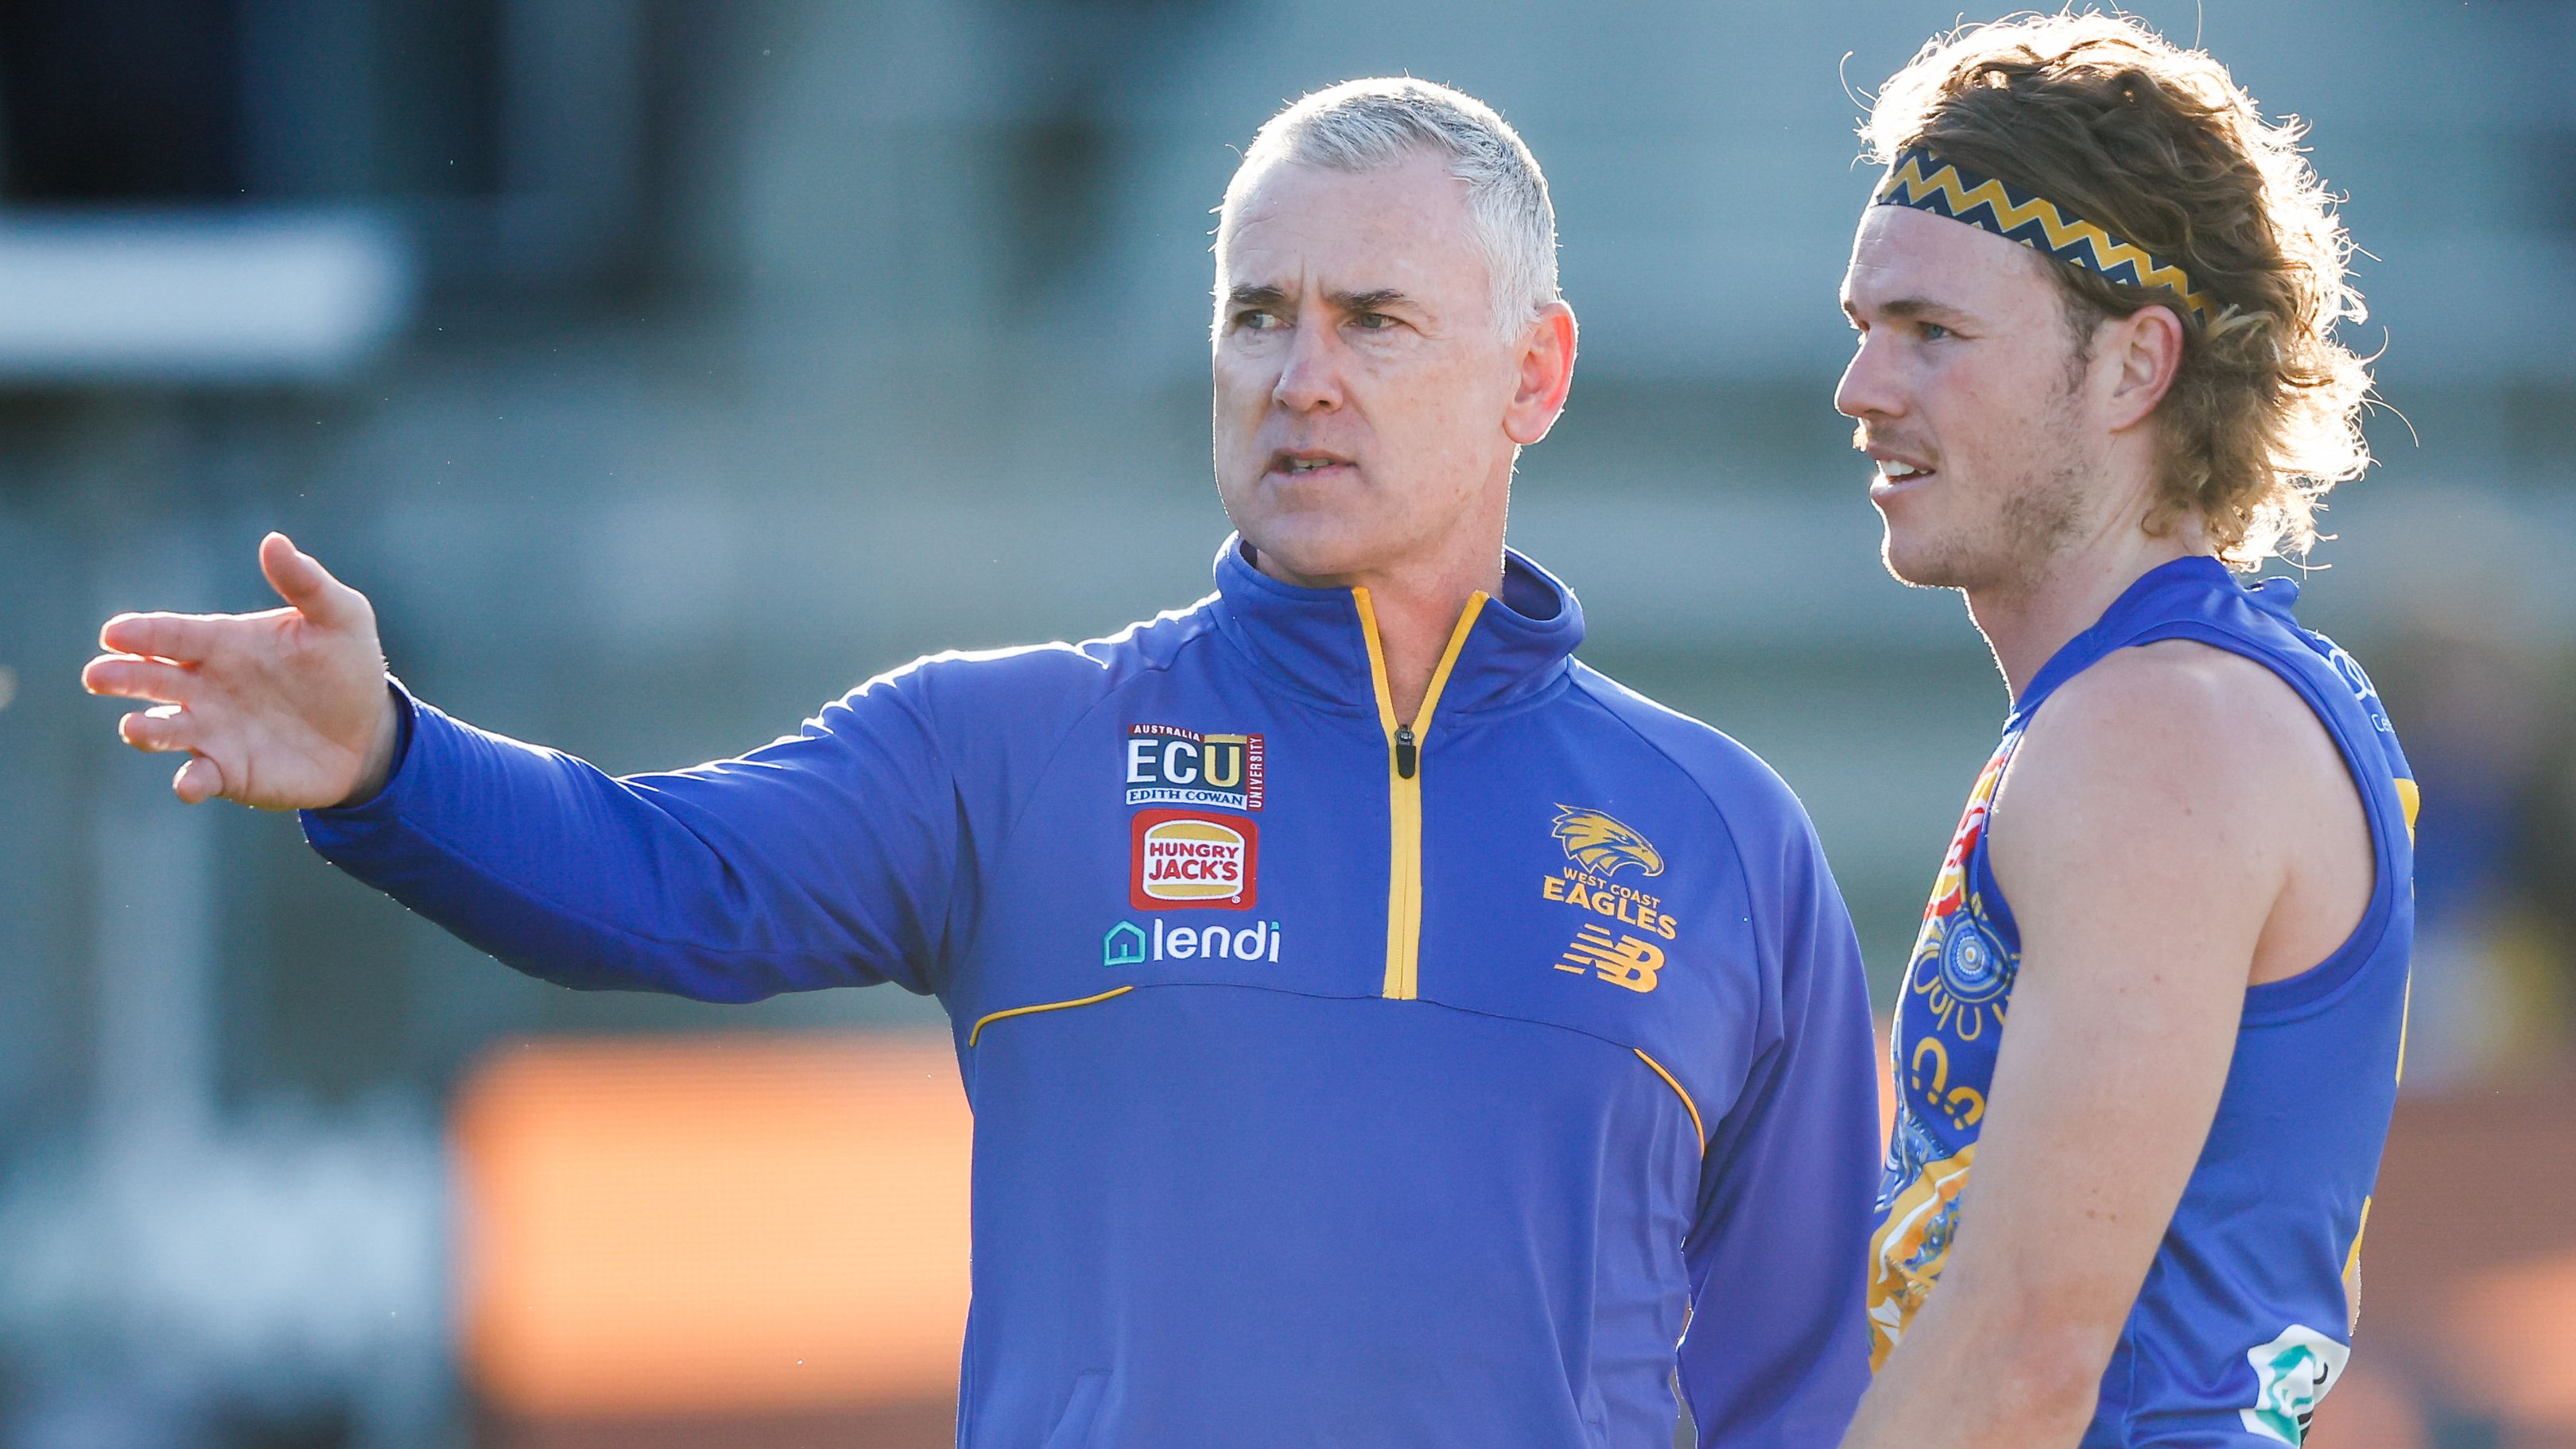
[{"left": 1882, "top": 456, "right": 2088, "bottom": 598}]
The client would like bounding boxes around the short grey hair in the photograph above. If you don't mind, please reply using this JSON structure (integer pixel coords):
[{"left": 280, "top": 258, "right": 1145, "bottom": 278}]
[{"left": 1218, "top": 78, "right": 1561, "bottom": 335}]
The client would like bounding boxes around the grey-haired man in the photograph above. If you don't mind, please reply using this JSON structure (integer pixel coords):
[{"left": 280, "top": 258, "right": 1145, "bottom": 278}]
[{"left": 90, "top": 79, "right": 1877, "bottom": 1446}]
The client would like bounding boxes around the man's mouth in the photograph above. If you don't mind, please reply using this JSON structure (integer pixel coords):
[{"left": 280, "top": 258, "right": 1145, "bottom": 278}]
[{"left": 1268, "top": 450, "right": 1355, "bottom": 479}]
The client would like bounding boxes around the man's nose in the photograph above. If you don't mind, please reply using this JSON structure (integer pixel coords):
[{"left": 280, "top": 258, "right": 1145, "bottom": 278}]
[
  {"left": 1833, "top": 332, "right": 1902, "bottom": 423},
  {"left": 1272, "top": 322, "right": 1345, "bottom": 413}
]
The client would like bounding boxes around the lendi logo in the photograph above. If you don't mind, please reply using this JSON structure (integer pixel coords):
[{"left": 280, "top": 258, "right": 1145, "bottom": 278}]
[
  {"left": 1103, "top": 916, "right": 1283, "bottom": 967},
  {"left": 1130, "top": 809, "right": 1259, "bottom": 911}
]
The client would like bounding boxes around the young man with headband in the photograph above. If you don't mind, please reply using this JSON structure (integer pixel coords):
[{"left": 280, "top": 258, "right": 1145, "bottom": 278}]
[{"left": 1833, "top": 16, "right": 2412, "bottom": 1447}]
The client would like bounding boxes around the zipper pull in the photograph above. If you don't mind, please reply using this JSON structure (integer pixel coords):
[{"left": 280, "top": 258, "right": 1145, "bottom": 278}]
[{"left": 1394, "top": 726, "right": 1418, "bottom": 779}]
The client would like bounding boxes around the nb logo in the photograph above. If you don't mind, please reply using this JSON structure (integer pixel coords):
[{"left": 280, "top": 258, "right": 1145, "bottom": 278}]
[{"left": 1555, "top": 924, "right": 1663, "bottom": 994}]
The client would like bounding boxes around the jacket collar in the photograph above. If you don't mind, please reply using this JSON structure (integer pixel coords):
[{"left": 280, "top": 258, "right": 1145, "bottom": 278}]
[{"left": 1208, "top": 533, "right": 1585, "bottom": 717}]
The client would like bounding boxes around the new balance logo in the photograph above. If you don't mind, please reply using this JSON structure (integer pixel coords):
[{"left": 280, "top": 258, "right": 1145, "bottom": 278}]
[{"left": 1555, "top": 924, "right": 1663, "bottom": 994}]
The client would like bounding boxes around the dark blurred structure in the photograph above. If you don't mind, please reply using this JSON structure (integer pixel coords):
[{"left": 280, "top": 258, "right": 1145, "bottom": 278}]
[
  {"left": 0, "top": 2, "right": 2567, "bottom": 1446},
  {"left": 0, "top": 0, "right": 639, "bottom": 295},
  {"left": 2376, "top": 621, "right": 2576, "bottom": 1087}
]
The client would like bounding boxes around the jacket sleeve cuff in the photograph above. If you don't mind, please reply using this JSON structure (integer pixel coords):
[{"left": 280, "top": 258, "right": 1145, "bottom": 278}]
[{"left": 300, "top": 673, "right": 425, "bottom": 828}]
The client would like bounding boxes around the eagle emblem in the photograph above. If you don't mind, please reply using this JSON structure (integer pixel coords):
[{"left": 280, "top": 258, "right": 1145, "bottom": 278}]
[{"left": 1550, "top": 806, "right": 1664, "bottom": 879}]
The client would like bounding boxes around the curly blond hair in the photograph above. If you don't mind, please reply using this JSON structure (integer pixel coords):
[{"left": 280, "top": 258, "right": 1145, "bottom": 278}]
[{"left": 1864, "top": 12, "right": 2375, "bottom": 568}]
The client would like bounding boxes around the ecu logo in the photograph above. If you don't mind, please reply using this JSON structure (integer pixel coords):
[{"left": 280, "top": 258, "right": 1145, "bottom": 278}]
[
  {"left": 1127, "top": 723, "right": 1265, "bottom": 811},
  {"left": 1551, "top": 806, "right": 1664, "bottom": 880}
]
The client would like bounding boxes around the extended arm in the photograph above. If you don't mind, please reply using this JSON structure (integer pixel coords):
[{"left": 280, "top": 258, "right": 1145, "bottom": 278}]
[
  {"left": 85, "top": 535, "right": 964, "bottom": 1000},
  {"left": 1839, "top": 646, "right": 2326, "bottom": 1449},
  {"left": 296, "top": 680, "right": 960, "bottom": 998}
]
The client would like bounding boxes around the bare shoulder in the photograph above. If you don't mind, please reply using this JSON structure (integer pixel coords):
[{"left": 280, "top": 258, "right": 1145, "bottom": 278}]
[
  {"left": 1990, "top": 639, "right": 2366, "bottom": 978},
  {"left": 2007, "top": 640, "right": 2326, "bottom": 809}
]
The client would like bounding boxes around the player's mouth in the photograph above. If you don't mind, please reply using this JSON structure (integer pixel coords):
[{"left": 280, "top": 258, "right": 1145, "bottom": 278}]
[
  {"left": 1866, "top": 448, "right": 1936, "bottom": 498},
  {"left": 1267, "top": 449, "right": 1356, "bottom": 482}
]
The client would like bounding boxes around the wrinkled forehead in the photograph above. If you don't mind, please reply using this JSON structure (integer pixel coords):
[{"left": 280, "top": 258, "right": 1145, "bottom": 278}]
[
  {"left": 1216, "top": 153, "right": 1484, "bottom": 292},
  {"left": 1841, "top": 202, "right": 2056, "bottom": 315}
]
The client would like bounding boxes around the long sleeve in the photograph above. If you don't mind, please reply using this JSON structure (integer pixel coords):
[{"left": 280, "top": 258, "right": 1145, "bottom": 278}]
[
  {"left": 300, "top": 668, "right": 969, "bottom": 1002},
  {"left": 1678, "top": 819, "right": 1879, "bottom": 1447}
]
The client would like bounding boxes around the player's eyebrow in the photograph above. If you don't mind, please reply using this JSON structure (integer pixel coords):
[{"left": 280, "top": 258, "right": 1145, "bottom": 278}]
[
  {"left": 1876, "top": 296, "right": 1973, "bottom": 323},
  {"left": 1226, "top": 284, "right": 1290, "bottom": 310}
]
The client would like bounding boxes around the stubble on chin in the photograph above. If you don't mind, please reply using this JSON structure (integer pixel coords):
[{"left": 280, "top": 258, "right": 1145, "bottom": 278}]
[{"left": 1881, "top": 459, "right": 2087, "bottom": 598}]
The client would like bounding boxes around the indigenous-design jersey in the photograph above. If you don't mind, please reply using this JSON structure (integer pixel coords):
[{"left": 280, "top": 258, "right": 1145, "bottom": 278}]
[
  {"left": 1868, "top": 730, "right": 2020, "bottom": 1358},
  {"left": 1867, "top": 558, "right": 2417, "bottom": 1447},
  {"left": 304, "top": 537, "right": 1881, "bottom": 1449}
]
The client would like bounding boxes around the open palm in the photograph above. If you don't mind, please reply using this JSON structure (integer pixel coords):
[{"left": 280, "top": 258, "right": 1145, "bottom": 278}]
[{"left": 83, "top": 533, "right": 399, "bottom": 810}]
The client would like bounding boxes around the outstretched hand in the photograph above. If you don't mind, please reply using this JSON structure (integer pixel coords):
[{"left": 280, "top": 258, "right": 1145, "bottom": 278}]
[{"left": 83, "top": 533, "right": 401, "bottom": 810}]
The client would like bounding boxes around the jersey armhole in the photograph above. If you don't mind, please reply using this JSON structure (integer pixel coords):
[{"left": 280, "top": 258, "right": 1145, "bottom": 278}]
[
  {"left": 2117, "top": 623, "right": 2404, "bottom": 1023},
  {"left": 1963, "top": 738, "right": 2027, "bottom": 953}
]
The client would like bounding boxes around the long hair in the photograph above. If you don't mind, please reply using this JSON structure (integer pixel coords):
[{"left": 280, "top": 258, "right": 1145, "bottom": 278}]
[{"left": 1864, "top": 12, "right": 2376, "bottom": 568}]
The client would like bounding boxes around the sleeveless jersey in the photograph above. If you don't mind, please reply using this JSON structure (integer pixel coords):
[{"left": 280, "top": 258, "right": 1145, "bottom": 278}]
[{"left": 1867, "top": 557, "right": 2418, "bottom": 1447}]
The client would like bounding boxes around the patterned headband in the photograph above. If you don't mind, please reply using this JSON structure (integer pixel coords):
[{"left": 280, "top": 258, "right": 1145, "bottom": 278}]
[{"left": 1872, "top": 145, "right": 2218, "bottom": 327}]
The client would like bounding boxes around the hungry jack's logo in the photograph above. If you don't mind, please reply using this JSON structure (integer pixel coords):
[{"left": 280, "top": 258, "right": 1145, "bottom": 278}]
[
  {"left": 1126, "top": 724, "right": 1264, "bottom": 810},
  {"left": 1131, "top": 809, "right": 1259, "bottom": 911}
]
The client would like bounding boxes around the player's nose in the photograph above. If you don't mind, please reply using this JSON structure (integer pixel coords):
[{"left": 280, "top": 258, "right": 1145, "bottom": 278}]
[{"left": 1833, "top": 332, "right": 1903, "bottom": 423}]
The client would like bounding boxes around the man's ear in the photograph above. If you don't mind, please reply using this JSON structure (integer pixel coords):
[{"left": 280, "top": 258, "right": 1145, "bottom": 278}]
[
  {"left": 2103, "top": 304, "right": 2186, "bottom": 432},
  {"left": 1504, "top": 302, "right": 1578, "bottom": 446}
]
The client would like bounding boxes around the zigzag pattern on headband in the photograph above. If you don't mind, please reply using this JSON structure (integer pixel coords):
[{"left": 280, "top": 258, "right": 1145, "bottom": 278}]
[{"left": 1874, "top": 146, "right": 2218, "bottom": 327}]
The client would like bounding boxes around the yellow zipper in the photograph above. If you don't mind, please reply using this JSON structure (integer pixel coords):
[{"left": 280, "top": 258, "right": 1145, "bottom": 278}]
[{"left": 1352, "top": 587, "right": 1488, "bottom": 1001}]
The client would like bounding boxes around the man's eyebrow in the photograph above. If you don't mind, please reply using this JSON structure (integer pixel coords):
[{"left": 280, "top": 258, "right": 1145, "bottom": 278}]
[
  {"left": 1328, "top": 287, "right": 1413, "bottom": 314},
  {"left": 1222, "top": 283, "right": 1419, "bottom": 315}
]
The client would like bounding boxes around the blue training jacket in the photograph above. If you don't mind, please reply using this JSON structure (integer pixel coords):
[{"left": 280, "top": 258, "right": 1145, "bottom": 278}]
[{"left": 305, "top": 537, "right": 1880, "bottom": 1448}]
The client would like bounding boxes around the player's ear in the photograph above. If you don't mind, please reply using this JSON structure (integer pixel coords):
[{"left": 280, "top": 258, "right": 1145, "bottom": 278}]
[
  {"left": 2104, "top": 304, "right": 2186, "bottom": 432},
  {"left": 1505, "top": 301, "right": 1577, "bottom": 446}
]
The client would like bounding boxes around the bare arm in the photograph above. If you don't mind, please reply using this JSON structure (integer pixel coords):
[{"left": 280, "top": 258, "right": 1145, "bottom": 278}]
[
  {"left": 83, "top": 533, "right": 401, "bottom": 809},
  {"left": 1841, "top": 644, "right": 2356, "bottom": 1448}
]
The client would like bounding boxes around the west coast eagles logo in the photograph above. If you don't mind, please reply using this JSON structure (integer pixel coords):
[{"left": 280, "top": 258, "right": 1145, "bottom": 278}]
[{"left": 1550, "top": 806, "right": 1664, "bottom": 879}]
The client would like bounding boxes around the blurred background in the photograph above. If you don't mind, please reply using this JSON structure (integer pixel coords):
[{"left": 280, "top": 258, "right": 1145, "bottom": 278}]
[{"left": 0, "top": 1, "right": 2568, "bottom": 1445}]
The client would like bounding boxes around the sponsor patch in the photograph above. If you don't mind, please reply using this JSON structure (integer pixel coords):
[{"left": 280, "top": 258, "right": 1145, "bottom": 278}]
[
  {"left": 1104, "top": 916, "right": 1284, "bottom": 966},
  {"left": 2241, "top": 1325, "right": 2349, "bottom": 1445},
  {"left": 1130, "top": 808, "right": 1259, "bottom": 911},
  {"left": 1126, "top": 724, "right": 1264, "bottom": 810}
]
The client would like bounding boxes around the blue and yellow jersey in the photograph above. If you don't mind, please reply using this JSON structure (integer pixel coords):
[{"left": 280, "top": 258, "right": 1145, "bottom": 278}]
[
  {"left": 304, "top": 537, "right": 1882, "bottom": 1449},
  {"left": 1870, "top": 557, "right": 2418, "bottom": 1446}
]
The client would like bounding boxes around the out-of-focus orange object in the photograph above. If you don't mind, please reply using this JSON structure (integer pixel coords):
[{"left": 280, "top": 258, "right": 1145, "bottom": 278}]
[
  {"left": 2302, "top": 1358, "right": 2431, "bottom": 1449},
  {"left": 452, "top": 1032, "right": 972, "bottom": 1417},
  {"left": 2443, "top": 1249, "right": 2576, "bottom": 1431}
]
